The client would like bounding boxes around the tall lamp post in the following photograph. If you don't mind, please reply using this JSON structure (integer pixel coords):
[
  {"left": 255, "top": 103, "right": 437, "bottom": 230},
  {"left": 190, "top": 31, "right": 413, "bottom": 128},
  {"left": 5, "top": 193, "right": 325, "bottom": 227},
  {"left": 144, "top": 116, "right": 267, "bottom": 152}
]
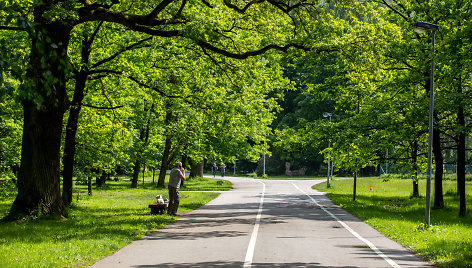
[
  {"left": 263, "top": 154, "right": 266, "bottom": 176},
  {"left": 323, "top": 112, "right": 332, "bottom": 188},
  {"left": 413, "top": 21, "right": 439, "bottom": 228}
]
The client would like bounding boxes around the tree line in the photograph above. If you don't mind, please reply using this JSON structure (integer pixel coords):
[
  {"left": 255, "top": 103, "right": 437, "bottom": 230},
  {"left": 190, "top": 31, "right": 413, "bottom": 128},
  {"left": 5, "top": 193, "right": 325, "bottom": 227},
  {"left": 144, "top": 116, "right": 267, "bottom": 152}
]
[
  {"left": 1, "top": 0, "right": 471, "bottom": 219},
  {"left": 273, "top": 0, "right": 472, "bottom": 217}
]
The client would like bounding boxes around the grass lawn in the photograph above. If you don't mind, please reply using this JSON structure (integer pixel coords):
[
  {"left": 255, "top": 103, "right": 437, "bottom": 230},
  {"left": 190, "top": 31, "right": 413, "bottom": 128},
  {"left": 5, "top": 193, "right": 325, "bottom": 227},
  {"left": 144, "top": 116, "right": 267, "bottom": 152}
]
[
  {"left": 313, "top": 177, "right": 472, "bottom": 267},
  {"left": 0, "top": 175, "right": 231, "bottom": 268},
  {"left": 181, "top": 176, "right": 232, "bottom": 191}
]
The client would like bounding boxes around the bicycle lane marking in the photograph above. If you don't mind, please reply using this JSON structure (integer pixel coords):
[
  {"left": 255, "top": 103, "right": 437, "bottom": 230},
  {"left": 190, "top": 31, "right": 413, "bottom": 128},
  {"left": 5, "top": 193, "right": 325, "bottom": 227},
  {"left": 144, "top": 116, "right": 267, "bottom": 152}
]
[
  {"left": 292, "top": 183, "right": 401, "bottom": 268},
  {"left": 243, "top": 181, "right": 266, "bottom": 268}
]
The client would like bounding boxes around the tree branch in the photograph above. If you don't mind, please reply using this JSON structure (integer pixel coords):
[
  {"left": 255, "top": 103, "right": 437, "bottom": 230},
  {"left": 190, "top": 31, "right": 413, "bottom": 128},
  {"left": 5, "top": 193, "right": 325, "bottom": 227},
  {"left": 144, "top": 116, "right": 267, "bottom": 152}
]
[
  {"left": 266, "top": 0, "right": 306, "bottom": 14},
  {"left": 88, "top": 21, "right": 104, "bottom": 49},
  {"left": 197, "top": 41, "right": 308, "bottom": 59},
  {"left": 176, "top": 0, "right": 189, "bottom": 17},
  {"left": 89, "top": 69, "right": 187, "bottom": 101},
  {"left": 222, "top": 0, "right": 264, "bottom": 14},
  {"left": 200, "top": 0, "right": 213, "bottom": 8},
  {"left": 78, "top": 2, "right": 338, "bottom": 66},
  {"left": 145, "top": 0, "right": 175, "bottom": 22},
  {"left": 78, "top": 6, "right": 185, "bottom": 35},
  {"left": 91, "top": 37, "right": 152, "bottom": 69},
  {"left": 82, "top": 104, "right": 124, "bottom": 110},
  {"left": 381, "top": 0, "right": 409, "bottom": 21}
]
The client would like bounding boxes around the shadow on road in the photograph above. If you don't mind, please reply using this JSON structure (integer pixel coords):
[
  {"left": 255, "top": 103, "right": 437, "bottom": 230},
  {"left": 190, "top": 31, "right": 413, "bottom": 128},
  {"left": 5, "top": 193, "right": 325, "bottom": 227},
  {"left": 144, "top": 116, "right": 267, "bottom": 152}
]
[{"left": 135, "top": 261, "right": 359, "bottom": 267}]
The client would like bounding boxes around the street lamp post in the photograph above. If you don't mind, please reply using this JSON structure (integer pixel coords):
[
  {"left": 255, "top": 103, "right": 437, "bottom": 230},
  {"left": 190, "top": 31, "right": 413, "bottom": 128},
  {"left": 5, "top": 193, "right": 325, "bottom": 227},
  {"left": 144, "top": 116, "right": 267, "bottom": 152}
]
[
  {"left": 263, "top": 154, "right": 266, "bottom": 176},
  {"left": 323, "top": 112, "right": 332, "bottom": 188},
  {"left": 413, "top": 21, "right": 439, "bottom": 228}
]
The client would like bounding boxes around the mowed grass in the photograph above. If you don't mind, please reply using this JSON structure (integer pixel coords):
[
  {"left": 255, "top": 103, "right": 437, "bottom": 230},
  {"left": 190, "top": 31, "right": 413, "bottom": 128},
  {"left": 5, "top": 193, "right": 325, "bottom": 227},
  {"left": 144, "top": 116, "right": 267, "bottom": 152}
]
[
  {"left": 0, "top": 175, "right": 230, "bottom": 268},
  {"left": 313, "top": 177, "right": 472, "bottom": 267},
  {"left": 181, "top": 176, "right": 232, "bottom": 191}
]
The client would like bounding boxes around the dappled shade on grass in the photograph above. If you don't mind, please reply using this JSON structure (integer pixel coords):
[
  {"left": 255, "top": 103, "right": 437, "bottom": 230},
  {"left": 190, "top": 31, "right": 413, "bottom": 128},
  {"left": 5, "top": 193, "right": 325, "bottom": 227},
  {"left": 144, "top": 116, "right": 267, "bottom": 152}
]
[{"left": 0, "top": 176, "right": 226, "bottom": 267}]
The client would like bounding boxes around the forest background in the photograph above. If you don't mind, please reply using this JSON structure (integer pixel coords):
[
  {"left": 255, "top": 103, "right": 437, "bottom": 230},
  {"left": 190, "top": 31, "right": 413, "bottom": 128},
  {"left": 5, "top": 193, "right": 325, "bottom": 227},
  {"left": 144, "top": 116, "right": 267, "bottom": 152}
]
[{"left": 0, "top": 0, "right": 471, "bottom": 220}]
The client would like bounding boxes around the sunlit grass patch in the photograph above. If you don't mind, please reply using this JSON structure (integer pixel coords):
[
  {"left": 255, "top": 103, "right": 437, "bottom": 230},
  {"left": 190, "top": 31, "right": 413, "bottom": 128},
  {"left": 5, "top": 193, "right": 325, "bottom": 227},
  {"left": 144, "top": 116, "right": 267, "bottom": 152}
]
[
  {"left": 181, "top": 176, "right": 232, "bottom": 191},
  {"left": 0, "top": 176, "right": 227, "bottom": 267}
]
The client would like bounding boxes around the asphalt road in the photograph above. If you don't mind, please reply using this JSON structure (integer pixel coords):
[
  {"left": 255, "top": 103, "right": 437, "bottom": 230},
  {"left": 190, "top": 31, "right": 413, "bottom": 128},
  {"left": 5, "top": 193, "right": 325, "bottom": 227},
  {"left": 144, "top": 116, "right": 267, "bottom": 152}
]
[{"left": 90, "top": 176, "right": 433, "bottom": 268}]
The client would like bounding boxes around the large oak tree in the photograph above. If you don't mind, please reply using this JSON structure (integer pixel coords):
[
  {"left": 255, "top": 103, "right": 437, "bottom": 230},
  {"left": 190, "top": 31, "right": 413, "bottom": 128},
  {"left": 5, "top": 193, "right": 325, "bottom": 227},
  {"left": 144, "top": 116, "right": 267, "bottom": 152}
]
[{"left": 1, "top": 0, "right": 332, "bottom": 218}]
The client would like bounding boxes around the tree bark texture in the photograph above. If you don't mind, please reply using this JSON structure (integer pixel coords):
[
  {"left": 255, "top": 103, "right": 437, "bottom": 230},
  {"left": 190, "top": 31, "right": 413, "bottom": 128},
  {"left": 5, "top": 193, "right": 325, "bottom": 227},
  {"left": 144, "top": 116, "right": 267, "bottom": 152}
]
[
  {"left": 190, "top": 163, "right": 198, "bottom": 178},
  {"left": 412, "top": 139, "right": 419, "bottom": 198},
  {"left": 457, "top": 106, "right": 466, "bottom": 216},
  {"left": 62, "top": 28, "right": 96, "bottom": 206},
  {"left": 62, "top": 73, "right": 87, "bottom": 206},
  {"left": 88, "top": 177, "right": 93, "bottom": 196},
  {"left": 432, "top": 125, "right": 444, "bottom": 208},
  {"left": 9, "top": 16, "right": 71, "bottom": 218},
  {"left": 132, "top": 159, "right": 141, "bottom": 188},
  {"left": 181, "top": 153, "right": 188, "bottom": 169},
  {"left": 158, "top": 106, "right": 175, "bottom": 187},
  {"left": 158, "top": 136, "right": 173, "bottom": 187},
  {"left": 198, "top": 160, "right": 204, "bottom": 177},
  {"left": 190, "top": 159, "right": 204, "bottom": 178}
]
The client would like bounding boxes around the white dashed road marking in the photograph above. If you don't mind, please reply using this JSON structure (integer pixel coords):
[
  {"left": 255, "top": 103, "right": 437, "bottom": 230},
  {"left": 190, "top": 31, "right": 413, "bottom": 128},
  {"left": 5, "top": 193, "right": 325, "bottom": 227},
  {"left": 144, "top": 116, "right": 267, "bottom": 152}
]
[{"left": 292, "top": 183, "right": 401, "bottom": 268}]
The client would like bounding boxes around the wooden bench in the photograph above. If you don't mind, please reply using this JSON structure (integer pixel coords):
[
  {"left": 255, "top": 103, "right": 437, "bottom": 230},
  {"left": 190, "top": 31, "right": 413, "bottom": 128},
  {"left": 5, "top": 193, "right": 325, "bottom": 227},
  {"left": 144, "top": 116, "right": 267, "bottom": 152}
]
[{"left": 149, "top": 202, "right": 168, "bottom": 215}]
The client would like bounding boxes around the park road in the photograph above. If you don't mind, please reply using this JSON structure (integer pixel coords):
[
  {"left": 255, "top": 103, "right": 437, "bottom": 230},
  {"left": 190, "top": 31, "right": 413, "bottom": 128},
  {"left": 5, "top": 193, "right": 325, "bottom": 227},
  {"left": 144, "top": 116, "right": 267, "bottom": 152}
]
[{"left": 90, "top": 176, "right": 434, "bottom": 268}]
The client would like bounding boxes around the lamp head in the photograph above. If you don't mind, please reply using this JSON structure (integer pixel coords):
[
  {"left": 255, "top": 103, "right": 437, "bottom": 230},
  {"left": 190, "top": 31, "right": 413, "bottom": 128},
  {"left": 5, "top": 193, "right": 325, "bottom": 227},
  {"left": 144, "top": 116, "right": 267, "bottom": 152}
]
[
  {"left": 413, "top": 22, "right": 439, "bottom": 34},
  {"left": 323, "top": 112, "right": 332, "bottom": 118}
]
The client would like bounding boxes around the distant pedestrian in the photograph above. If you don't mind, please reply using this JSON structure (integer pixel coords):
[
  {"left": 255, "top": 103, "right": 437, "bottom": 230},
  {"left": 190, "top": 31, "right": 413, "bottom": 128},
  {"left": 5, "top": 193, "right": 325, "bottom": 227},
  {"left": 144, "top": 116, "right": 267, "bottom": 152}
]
[
  {"left": 167, "top": 161, "right": 186, "bottom": 216},
  {"left": 220, "top": 163, "right": 226, "bottom": 177},
  {"left": 212, "top": 161, "right": 218, "bottom": 178}
]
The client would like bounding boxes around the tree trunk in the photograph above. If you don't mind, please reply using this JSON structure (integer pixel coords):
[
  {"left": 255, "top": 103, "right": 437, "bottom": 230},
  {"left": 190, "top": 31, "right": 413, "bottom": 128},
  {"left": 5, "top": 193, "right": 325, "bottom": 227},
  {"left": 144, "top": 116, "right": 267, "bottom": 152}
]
[
  {"left": 132, "top": 159, "right": 140, "bottom": 188},
  {"left": 190, "top": 163, "right": 198, "bottom": 178},
  {"left": 62, "top": 72, "right": 87, "bottom": 206},
  {"left": 180, "top": 154, "right": 188, "bottom": 186},
  {"left": 131, "top": 127, "right": 145, "bottom": 188},
  {"left": 131, "top": 104, "right": 153, "bottom": 188},
  {"left": 352, "top": 171, "right": 357, "bottom": 202},
  {"left": 62, "top": 105, "right": 81, "bottom": 206},
  {"left": 10, "top": 101, "right": 66, "bottom": 217},
  {"left": 198, "top": 160, "right": 204, "bottom": 177},
  {"left": 432, "top": 126, "right": 444, "bottom": 209},
  {"left": 412, "top": 139, "right": 419, "bottom": 198},
  {"left": 190, "top": 159, "right": 204, "bottom": 178},
  {"left": 158, "top": 106, "right": 175, "bottom": 187},
  {"left": 158, "top": 136, "right": 173, "bottom": 187},
  {"left": 457, "top": 106, "right": 466, "bottom": 217},
  {"left": 88, "top": 177, "right": 93, "bottom": 195},
  {"left": 412, "top": 180, "right": 419, "bottom": 198},
  {"left": 62, "top": 29, "right": 96, "bottom": 206},
  {"left": 142, "top": 166, "right": 145, "bottom": 185},
  {"left": 96, "top": 170, "right": 107, "bottom": 187},
  {"left": 8, "top": 17, "right": 71, "bottom": 218},
  {"left": 181, "top": 153, "right": 188, "bottom": 169}
]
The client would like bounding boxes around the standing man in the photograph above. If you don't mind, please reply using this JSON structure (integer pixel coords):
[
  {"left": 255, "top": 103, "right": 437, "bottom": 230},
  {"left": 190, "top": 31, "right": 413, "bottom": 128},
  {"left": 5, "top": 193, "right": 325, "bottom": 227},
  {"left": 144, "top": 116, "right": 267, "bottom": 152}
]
[
  {"left": 220, "top": 163, "right": 226, "bottom": 178},
  {"left": 167, "top": 161, "right": 186, "bottom": 216},
  {"left": 212, "top": 161, "right": 218, "bottom": 178}
]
